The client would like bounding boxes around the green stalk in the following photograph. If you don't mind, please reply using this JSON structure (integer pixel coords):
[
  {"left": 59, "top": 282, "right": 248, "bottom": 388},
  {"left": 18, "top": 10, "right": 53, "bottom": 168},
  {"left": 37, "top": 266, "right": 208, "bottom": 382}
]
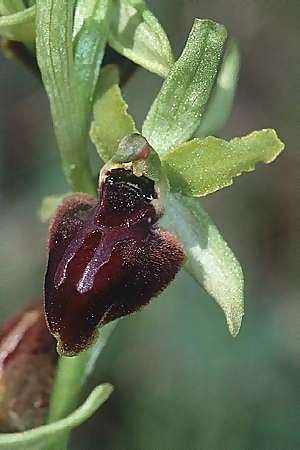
[
  {"left": 47, "top": 323, "right": 116, "bottom": 423},
  {"left": 45, "top": 324, "right": 117, "bottom": 450},
  {"left": 36, "top": 1, "right": 116, "bottom": 448}
]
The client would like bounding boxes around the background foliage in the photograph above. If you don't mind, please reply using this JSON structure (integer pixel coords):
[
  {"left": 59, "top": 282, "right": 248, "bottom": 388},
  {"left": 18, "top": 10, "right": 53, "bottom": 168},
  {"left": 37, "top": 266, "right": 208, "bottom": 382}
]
[{"left": 0, "top": 0, "right": 299, "bottom": 449}]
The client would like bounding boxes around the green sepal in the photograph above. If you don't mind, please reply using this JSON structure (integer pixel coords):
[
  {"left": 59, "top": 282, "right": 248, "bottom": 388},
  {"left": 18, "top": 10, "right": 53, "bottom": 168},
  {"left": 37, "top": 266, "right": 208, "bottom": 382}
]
[
  {"left": 161, "top": 193, "right": 244, "bottom": 337},
  {"left": 142, "top": 19, "right": 227, "bottom": 156}
]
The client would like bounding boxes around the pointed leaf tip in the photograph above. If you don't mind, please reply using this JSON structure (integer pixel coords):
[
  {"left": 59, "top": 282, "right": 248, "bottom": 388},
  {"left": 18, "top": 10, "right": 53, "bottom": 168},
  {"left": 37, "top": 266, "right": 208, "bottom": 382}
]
[{"left": 161, "top": 193, "right": 244, "bottom": 337}]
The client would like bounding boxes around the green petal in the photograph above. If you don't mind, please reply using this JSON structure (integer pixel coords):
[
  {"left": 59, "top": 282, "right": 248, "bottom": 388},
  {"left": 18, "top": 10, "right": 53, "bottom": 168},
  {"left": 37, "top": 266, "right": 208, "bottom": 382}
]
[
  {"left": 196, "top": 39, "right": 241, "bottom": 138},
  {"left": 0, "top": 6, "right": 35, "bottom": 47},
  {"left": 108, "top": 0, "right": 174, "bottom": 78},
  {"left": 0, "top": 384, "right": 113, "bottom": 450},
  {"left": 90, "top": 64, "right": 137, "bottom": 162},
  {"left": 163, "top": 129, "right": 285, "bottom": 197},
  {"left": 161, "top": 193, "right": 244, "bottom": 337},
  {"left": 142, "top": 19, "right": 227, "bottom": 156}
]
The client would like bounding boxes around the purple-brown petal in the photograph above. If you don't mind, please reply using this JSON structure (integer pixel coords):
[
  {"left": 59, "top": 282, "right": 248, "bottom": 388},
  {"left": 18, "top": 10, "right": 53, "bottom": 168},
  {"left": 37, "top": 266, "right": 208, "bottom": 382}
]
[{"left": 44, "top": 168, "right": 185, "bottom": 356}]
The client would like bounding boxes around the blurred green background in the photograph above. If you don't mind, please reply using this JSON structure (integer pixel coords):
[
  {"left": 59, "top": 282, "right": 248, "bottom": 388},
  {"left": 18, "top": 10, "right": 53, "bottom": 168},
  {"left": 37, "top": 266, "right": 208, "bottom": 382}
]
[{"left": 0, "top": 0, "right": 299, "bottom": 449}]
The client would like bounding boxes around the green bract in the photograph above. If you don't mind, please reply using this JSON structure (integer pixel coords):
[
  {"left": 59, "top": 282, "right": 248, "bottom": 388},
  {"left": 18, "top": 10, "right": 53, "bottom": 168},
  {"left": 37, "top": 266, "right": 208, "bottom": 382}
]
[
  {"left": 162, "top": 129, "right": 285, "bottom": 197},
  {"left": 142, "top": 19, "right": 227, "bottom": 155},
  {"left": 160, "top": 193, "right": 244, "bottom": 336},
  {"left": 108, "top": 0, "right": 174, "bottom": 77}
]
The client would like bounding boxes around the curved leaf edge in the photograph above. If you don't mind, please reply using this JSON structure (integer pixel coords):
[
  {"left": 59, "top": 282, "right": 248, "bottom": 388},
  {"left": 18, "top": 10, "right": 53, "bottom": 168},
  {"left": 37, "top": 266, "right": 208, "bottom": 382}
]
[
  {"left": 162, "top": 129, "right": 285, "bottom": 197},
  {"left": 161, "top": 193, "right": 244, "bottom": 337},
  {"left": 0, "top": 384, "right": 113, "bottom": 448}
]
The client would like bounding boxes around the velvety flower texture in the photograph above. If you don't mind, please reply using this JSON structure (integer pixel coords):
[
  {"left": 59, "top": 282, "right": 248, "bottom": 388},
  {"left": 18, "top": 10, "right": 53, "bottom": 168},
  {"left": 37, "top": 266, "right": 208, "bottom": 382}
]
[{"left": 44, "top": 135, "right": 185, "bottom": 356}]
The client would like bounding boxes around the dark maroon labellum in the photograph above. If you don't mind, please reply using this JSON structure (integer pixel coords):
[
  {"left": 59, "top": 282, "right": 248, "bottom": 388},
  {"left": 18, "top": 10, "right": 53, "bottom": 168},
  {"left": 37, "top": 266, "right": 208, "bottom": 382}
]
[
  {"left": 0, "top": 302, "right": 57, "bottom": 432},
  {"left": 45, "top": 163, "right": 184, "bottom": 356}
]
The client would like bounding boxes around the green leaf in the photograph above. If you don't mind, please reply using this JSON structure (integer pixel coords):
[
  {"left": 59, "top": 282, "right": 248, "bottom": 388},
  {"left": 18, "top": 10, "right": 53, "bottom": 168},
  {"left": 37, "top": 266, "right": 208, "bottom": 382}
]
[
  {"left": 160, "top": 193, "right": 244, "bottom": 337},
  {"left": 0, "top": 6, "right": 35, "bottom": 47},
  {"left": 196, "top": 39, "right": 241, "bottom": 138},
  {"left": 39, "top": 193, "right": 71, "bottom": 222},
  {"left": 36, "top": 0, "right": 110, "bottom": 196},
  {"left": 108, "top": 0, "right": 174, "bottom": 78},
  {"left": 142, "top": 19, "right": 227, "bottom": 156},
  {"left": 162, "top": 129, "right": 285, "bottom": 197},
  {"left": 0, "top": 383, "right": 113, "bottom": 450},
  {"left": 90, "top": 64, "right": 136, "bottom": 162}
]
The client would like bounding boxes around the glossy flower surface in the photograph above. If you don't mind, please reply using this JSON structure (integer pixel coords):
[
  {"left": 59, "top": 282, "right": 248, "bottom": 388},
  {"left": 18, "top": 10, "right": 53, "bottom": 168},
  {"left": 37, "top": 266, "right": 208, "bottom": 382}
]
[{"left": 45, "top": 135, "right": 185, "bottom": 355}]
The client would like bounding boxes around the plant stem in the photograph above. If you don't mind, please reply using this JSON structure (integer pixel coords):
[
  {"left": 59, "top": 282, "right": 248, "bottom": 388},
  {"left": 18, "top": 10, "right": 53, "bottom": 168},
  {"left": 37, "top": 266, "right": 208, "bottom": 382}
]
[{"left": 46, "top": 322, "right": 117, "bottom": 449}]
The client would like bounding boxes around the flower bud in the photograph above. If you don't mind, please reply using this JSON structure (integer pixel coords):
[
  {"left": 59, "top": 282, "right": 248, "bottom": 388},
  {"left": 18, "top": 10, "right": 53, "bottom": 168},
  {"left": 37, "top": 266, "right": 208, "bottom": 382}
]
[
  {"left": 0, "top": 302, "right": 57, "bottom": 432},
  {"left": 45, "top": 134, "right": 185, "bottom": 356}
]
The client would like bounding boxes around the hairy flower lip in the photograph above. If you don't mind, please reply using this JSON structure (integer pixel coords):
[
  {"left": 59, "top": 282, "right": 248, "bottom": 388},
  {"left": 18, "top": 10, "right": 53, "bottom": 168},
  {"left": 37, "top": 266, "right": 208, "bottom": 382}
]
[
  {"left": 53, "top": 168, "right": 159, "bottom": 293},
  {"left": 44, "top": 136, "right": 185, "bottom": 356}
]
